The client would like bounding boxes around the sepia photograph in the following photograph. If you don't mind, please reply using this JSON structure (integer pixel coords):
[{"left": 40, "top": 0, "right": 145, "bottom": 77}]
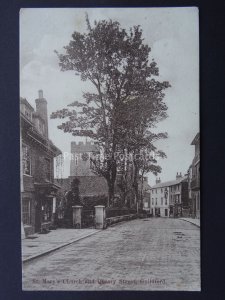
[{"left": 20, "top": 7, "right": 200, "bottom": 291}]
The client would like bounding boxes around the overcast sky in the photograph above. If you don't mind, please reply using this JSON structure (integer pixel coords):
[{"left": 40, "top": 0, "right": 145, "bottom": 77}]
[{"left": 20, "top": 7, "right": 199, "bottom": 184}]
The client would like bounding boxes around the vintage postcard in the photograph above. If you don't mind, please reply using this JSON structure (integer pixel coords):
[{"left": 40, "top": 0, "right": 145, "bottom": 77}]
[{"left": 20, "top": 7, "right": 200, "bottom": 291}]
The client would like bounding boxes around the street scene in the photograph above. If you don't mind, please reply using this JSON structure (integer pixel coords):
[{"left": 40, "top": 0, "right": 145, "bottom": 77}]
[
  {"left": 23, "top": 218, "right": 200, "bottom": 291},
  {"left": 20, "top": 8, "right": 200, "bottom": 291}
]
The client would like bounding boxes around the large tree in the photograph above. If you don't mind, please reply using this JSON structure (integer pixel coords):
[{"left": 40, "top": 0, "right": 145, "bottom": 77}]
[
  {"left": 51, "top": 15, "right": 170, "bottom": 206},
  {"left": 114, "top": 95, "right": 169, "bottom": 208}
]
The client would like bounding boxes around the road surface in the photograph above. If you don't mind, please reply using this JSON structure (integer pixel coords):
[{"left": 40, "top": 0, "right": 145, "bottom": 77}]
[{"left": 23, "top": 217, "right": 200, "bottom": 291}]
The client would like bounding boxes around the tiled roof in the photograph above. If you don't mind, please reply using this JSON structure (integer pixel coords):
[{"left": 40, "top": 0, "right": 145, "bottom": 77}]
[{"left": 151, "top": 176, "right": 187, "bottom": 189}]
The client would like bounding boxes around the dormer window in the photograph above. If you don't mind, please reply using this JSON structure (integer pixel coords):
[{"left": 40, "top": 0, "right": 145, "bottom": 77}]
[{"left": 20, "top": 98, "right": 34, "bottom": 122}]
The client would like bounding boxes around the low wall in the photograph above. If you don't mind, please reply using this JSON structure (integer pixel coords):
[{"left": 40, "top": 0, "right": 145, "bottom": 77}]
[{"left": 106, "top": 214, "right": 137, "bottom": 227}]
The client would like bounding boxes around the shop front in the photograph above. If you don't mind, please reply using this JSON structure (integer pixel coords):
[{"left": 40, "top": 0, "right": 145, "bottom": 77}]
[{"left": 34, "top": 182, "right": 60, "bottom": 232}]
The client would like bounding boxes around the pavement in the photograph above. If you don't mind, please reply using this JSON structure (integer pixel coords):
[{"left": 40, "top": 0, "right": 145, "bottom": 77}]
[
  {"left": 22, "top": 228, "right": 101, "bottom": 262},
  {"left": 22, "top": 218, "right": 200, "bottom": 291},
  {"left": 180, "top": 217, "right": 200, "bottom": 227}
]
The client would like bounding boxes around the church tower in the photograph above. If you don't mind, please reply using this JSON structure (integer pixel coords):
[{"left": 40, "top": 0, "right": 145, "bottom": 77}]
[{"left": 70, "top": 141, "right": 98, "bottom": 176}]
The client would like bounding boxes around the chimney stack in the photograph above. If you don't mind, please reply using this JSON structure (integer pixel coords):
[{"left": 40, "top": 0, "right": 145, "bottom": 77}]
[
  {"left": 156, "top": 177, "right": 161, "bottom": 184},
  {"left": 176, "top": 172, "right": 182, "bottom": 180},
  {"left": 35, "top": 90, "right": 48, "bottom": 138}
]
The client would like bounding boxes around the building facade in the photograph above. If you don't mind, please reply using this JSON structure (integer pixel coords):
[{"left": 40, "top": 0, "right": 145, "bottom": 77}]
[
  {"left": 150, "top": 173, "right": 188, "bottom": 218},
  {"left": 150, "top": 178, "right": 170, "bottom": 217},
  {"left": 20, "top": 90, "right": 62, "bottom": 236},
  {"left": 189, "top": 133, "right": 200, "bottom": 218}
]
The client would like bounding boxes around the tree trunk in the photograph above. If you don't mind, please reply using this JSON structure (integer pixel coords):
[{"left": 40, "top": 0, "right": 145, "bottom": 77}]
[
  {"left": 106, "top": 159, "right": 117, "bottom": 207},
  {"left": 133, "top": 161, "right": 139, "bottom": 210},
  {"left": 107, "top": 180, "right": 115, "bottom": 207}
]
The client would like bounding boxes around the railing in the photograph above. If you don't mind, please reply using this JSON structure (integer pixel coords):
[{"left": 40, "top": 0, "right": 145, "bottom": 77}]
[
  {"left": 106, "top": 214, "right": 137, "bottom": 227},
  {"left": 106, "top": 208, "right": 137, "bottom": 218}
]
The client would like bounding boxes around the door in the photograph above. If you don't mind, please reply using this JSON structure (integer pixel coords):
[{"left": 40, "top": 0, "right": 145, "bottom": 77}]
[{"left": 34, "top": 195, "right": 41, "bottom": 232}]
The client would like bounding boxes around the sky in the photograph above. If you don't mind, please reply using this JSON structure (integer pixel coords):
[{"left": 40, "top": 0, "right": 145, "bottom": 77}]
[{"left": 20, "top": 7, "right": 199, "bottom": 185}]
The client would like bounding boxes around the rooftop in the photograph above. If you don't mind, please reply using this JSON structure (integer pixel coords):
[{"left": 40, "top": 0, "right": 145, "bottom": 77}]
[
  {"left": 151, "top": 176, "right": 187, "bottom": 189},
  {"left": 191, "top": 132, "right": 200, "bottom": 145}
]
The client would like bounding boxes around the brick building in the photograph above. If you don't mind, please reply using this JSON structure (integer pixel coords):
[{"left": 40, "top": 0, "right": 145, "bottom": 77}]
[{"left": 20, "top": 90, "right": 62, "bottom": 236}]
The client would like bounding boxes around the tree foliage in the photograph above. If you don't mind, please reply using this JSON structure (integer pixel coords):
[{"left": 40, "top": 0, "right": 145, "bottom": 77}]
[{"left": 51, "top": 15, "right": 170, "bottom": 206}]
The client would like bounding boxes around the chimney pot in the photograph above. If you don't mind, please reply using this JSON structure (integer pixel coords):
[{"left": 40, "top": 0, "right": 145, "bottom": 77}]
[{"left": 38, "top": 89, "right": 43, "bottom": 99}]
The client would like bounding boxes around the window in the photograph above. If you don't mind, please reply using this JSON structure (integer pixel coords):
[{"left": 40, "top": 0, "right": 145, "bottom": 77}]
[
  {"left": 165, "top": 209, "right": 168, "bottom": 217},
  {"left": 155, "top": 198, "right": 157, "bottom": 205},
  {"left": 165, "top": 198, "right": 168, "bottom": 205},
  {"left": 161, "top": 197, "right": 163, "bottom": 205},
  {"left": 22, "top": 198, "right": 31, "bottom": 225},
  {"left": 161, "top": 188, "right": 163, "bottom": 193},
  {"left": 156, "top": 189, "right": 157, "bottom": 194},
  {"left": 152, "top": 198, "right": 154, "bottom": 205},
  {"left": 152, "top": 189, "right": 154, "bottom": 194},
  {"left": 22, "top": 144, "right": 31, "bottom": 175},
  {"left": 45, "top": 158, "right": 51, "bottom": 181},
  {"left": 75, "top": 155, "right": 78, "bottom": 166}
]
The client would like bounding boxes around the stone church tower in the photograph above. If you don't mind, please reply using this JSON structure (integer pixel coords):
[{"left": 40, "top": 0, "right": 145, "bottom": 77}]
[{"left": 70, "top": 141, "right": 98, "bottom": 176}]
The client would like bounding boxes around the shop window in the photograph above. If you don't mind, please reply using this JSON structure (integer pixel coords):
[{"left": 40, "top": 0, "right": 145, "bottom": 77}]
[
  {"left": 22, "top": 144, "right": 31, "bottom": 175},
  {"left": 22, "top": 198, "right": 31, "bottom": 225}
]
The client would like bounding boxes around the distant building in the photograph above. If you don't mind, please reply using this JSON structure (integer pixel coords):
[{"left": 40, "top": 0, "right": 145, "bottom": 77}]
[
  {"left": 150, "top": 177, "right": 170, "bottom": 217},
  {"left": 20, "top": 90, "right": 61, "bottom": 236},
  {"left": 141, "top": 177, "right": 151, "bottom": 211},
  {"left": 189, "top": 133, "right": 200, "bottom": 218},
  {"left": 150, "top": 173, "right": 188, "bottom": 217}
]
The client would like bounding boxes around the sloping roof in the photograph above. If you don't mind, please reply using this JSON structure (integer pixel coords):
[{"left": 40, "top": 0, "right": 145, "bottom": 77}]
[
  {"left": 191, "top": 132, "right": 200, "bottom": 145},
  {"left": 20, "top": 97, "right": 34, "bottom": 111},
  {"left": 151, "top": 176, "right": 187, "bottom": 189}
]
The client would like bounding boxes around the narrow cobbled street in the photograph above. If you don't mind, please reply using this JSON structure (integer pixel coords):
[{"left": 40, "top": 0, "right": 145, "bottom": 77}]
[{"left": 23, "top": 218, "right": 200, "bottom": 291}]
